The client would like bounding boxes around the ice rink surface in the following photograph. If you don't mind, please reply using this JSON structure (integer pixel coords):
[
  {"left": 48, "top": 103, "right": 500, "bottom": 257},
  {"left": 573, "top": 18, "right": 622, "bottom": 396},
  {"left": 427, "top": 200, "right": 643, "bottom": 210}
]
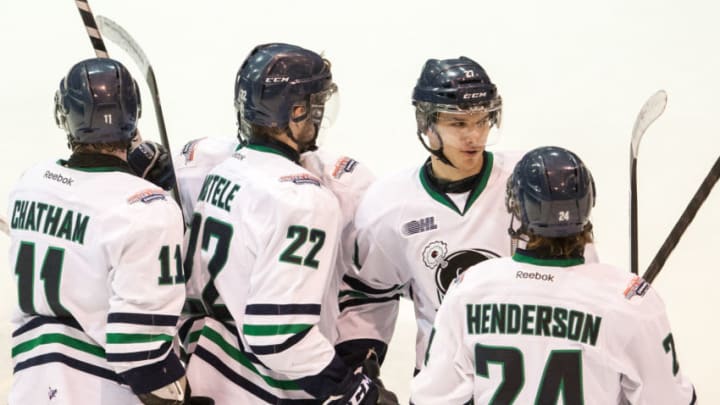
[{"left": 0, "top": 1, "right": 718, "bottom": 403}]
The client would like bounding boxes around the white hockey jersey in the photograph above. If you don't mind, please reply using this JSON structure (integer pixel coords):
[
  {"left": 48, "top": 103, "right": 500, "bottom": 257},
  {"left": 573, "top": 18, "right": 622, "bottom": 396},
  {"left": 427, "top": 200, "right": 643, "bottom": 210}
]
[
  {"left": 175, "top": 137, "right": 374, "bottom": 349},
  {"left": 336, "top": 151, "right": 522, "bottom": 371},
  {"left": 174, "top": 137, "right": 239, "bottom": 225},
  {"left": 7, "top": 156, "right": 185, "bottom": 405},
  {"left": 336, "top": 151, "right": 600, "bottom": 372},
  {"left": 183, "top": 142, "right": 371, "bottom": 403},
  {"left": 411, "top": 252, "right": 696, "bottom": 404}
]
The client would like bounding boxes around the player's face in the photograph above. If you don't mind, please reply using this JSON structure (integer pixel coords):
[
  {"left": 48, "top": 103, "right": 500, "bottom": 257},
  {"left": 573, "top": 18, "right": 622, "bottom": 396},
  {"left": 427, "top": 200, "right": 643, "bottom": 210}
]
[
  {"left": 288, "top": 105, "right": 318, "bottom": 149},
  {"left": 429, "top": 111, "right": 492, "bottom": 180}
]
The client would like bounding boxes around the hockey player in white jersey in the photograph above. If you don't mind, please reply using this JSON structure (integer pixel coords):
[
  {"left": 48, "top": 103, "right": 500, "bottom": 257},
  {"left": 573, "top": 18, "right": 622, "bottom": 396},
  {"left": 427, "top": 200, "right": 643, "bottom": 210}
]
[
  {"left": 182, "top": 43, "right": 396, "bottom": 404},
  {"left": 7, "top": 58, "right": 186, "bottom": 404},
  {"left": 335, "top": 57, "right": 524, "bottom": 377},
  {"left": 175, "top": 137, "right": 375, "bottom": 357},
  {"left": 411, "top": 146, "right": 696, "bottom": 404},
  {"left": 173, "top": 80, "right": 376, "bottom": 357}
]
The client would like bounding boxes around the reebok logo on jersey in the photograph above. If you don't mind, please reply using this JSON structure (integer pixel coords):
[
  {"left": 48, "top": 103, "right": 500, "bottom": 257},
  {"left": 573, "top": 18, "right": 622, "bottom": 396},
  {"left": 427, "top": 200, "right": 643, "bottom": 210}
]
[
  {"left": 279, "top": 174, "right": 321, "bottom": 186},
  {"left": 127, "top": 188, "right": 167, "bottom": 204},
  {"left": 331, "top": 157, "right": 358, "bottom": 179},
  {"left": 623, "top": 275, "right": 650, "bottom": 300},
  {"left": 402, "top": 216, "right": 437, "bottom": 236},
  {"left": 516, "top": 270, "right": 554, "bottom": 282},
  {"left": 44, "top": 171, "right": 74, "bottom": 186}
]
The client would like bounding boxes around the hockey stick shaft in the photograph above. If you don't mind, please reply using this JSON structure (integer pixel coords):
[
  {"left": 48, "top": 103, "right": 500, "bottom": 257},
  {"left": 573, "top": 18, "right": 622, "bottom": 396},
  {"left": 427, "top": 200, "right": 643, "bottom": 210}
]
[
  {"left": 95, "top": 16, "right": 182, "bottom": 208},
  {"left": 630, "top": 156, "right": 639, "bottom": 274},
  {"left": 74, "top": 0, "right": 107, "bottom": 57},
  {"left": 642, "top": 154, "right": 720, "bottom": 283}
]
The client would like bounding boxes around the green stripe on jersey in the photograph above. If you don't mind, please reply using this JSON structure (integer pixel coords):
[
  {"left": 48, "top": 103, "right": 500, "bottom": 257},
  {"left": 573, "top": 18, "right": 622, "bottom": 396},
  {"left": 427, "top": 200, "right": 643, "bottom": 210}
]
[
  {"left": 201, "top": 326, "right": 300, "bottom": 390},
  {"left": 188, "top": 329, "right": 202, "bottom": 344},
  {"left": 338, "top": 290, "right": 370, "bottom": 299},
  {"left": 106, "top": 333, "right": 174, "bottom": 344},
  {"left": 512, "top": 253, "right": 584, "bottom": 267},
  {"left": 12, "top": 333, "right": 105, "bottom": 358},
  {"left": 242, "top": 323, "right": 312, "bottom": 336}
]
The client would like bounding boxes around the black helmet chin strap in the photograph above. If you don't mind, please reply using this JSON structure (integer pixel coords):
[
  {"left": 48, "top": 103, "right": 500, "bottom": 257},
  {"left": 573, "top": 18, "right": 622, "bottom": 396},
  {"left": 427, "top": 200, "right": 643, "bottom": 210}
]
[
  {"left": 285, "top": 101, "right": 320, "bottom": 153},
  {"left": 507, "top": 214, "right": 529, "bottom": 254},
  {"left": 285, "top": 122, "right": 319, "bottom": 153},
  {"left": 417, "top": 126, "right": 455, "bottom": 168}
]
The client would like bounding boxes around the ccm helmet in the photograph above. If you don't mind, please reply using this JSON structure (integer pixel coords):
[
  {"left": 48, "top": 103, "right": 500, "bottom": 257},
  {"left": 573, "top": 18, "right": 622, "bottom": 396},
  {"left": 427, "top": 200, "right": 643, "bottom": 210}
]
[
  {"left": 412, "top": 57, "right": 502, "bottom": 164},
  {"left": 506, "top": 146, "right": 595, "bottom": 237},
  {"left": 55, "top": 58, "right": 141, "bottom": 146},
  {"left": 234, "top": 43, "right": 336, "bottom": 150}
]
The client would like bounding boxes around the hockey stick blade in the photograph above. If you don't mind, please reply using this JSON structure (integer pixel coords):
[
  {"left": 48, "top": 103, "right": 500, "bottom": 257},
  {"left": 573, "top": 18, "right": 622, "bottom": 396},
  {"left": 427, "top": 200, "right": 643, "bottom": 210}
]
[
  {"left": 74, "top": 0, "right": 108, "bottom": 57},
  {"left": 96, "top": 16, "right": 150, "bottom": 80},
  {"left": 630, "top": 90, "right": 668, "bottom": 274},
  {"left": 631, "top": 90, "right": 668, "bottom": 159},
  {"left": 96, "top": 15, "right": 181, "bottom": 208},
  {"left": 0, "top": 215, "right": 8, "bottom": 236},
  {"left": 642, "top": 154, "right": 720, "bottom": 284},
  {"left": 96, "top": 16, "right": 171, "bottom": 158}
]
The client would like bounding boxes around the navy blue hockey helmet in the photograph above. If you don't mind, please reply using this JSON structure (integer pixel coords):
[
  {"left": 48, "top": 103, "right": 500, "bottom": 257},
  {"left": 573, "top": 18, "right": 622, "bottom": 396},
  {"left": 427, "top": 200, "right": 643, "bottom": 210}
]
[
  {"left": 506, "top": 146, "right": 595, "bottom": 237},
  {"left": 55, "top": 58, "right": 141, "bottom": 145},
  {"left": 234, "top": 43, "right": 336, "bottom": 137},
  {"left": 412, "top": 56, "right": 502, "bottom": 133}
]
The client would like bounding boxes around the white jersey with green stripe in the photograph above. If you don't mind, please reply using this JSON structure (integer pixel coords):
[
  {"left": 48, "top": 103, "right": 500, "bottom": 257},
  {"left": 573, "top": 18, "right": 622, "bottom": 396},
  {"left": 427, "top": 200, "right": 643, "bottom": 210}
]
[
  {"left": 183, "top": 143, "right": 363, "bottom": 402},
  {"left": 336, "top": 150, "right": 523, "bottom": 372},
  {"left": 175, "top": 137, "right": 374, "bottom": 351},
  {"left": 7, "top": 158, "right": 185, "bottom": 404},
  {"left": 174, "top": 137, "right": 240, "bottom": 226},
  {"left": 410, "top": 254, "right": 697, "bottom": 404}
]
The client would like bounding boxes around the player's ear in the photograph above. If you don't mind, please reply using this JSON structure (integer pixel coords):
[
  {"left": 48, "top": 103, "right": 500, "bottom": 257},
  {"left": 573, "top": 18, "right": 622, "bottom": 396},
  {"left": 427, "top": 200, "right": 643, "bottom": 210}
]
[{"left": 291, "top": 105, "right": 307, "bottom": 120}]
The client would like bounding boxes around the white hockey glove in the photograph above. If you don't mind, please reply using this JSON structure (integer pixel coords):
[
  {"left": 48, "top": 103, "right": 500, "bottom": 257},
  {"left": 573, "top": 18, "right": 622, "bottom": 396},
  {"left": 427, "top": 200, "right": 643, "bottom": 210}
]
[{"left": 137, "top": 376, "right": 186, "bottom": 405}]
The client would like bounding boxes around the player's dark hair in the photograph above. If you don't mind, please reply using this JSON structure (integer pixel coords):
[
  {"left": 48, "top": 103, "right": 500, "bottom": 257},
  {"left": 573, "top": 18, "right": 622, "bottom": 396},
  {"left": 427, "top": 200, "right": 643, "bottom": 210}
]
[{"left": 526, "top": 223, "right": 594, "bottom": 257}]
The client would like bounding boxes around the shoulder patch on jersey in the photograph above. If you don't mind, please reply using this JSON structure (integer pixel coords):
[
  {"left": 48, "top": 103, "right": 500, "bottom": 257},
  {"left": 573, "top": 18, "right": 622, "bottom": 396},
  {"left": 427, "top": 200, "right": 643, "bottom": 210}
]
[
  {"left": 181, "top": 137, "right": 207, "bottom": 163},
  {"left": 127, "top": 188, "right": 167, "bottom": 204},
  {"left": 279, "top": 173, "right": 321, "bottom": 186},
  {"left": 331, "top": 156, "right": 358, "bottom": 179},
  {"left": 623, "top": 275, "right": 650, "bottom": 300}
]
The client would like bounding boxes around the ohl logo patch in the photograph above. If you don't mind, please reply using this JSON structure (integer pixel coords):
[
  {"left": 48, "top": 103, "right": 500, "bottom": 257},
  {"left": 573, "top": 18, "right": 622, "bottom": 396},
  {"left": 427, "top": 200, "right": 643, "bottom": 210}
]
[
  {"left": 402, "top": 216, "right": 437, "bottom": 236},
  {"left": 422, "top": 241, "right": 500, "bottom": 302}
]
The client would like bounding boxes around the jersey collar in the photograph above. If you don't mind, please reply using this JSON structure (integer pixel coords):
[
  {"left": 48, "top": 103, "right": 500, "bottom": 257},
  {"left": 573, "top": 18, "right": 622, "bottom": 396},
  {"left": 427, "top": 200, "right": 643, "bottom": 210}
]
[
  {"left": 245, "top": 139, "right": 300, "bottom": 164},
  {"left": 59, "top": 152, "right": 133, "bottom": 173},
  {"left": 512, "top": 248, "right": 585, "bottom": 267},
  {"left": 419, "top": 151, "right": 494, "bottom": 216}
]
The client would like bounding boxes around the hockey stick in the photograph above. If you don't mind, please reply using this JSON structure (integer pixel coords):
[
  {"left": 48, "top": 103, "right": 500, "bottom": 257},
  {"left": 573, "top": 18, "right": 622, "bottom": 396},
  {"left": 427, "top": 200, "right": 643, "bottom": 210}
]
[
  {"left": 630, "top": 90, "right": 668, "bottom": 274},
  {"left": 74, "top": 0, "right": 108, "bottom": 57},
  {"left": 95, "top": 15, "right": 182, "bottom": 208},
  {"left": 642, "top": 154, "right": 720, "bottom": 284}
]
